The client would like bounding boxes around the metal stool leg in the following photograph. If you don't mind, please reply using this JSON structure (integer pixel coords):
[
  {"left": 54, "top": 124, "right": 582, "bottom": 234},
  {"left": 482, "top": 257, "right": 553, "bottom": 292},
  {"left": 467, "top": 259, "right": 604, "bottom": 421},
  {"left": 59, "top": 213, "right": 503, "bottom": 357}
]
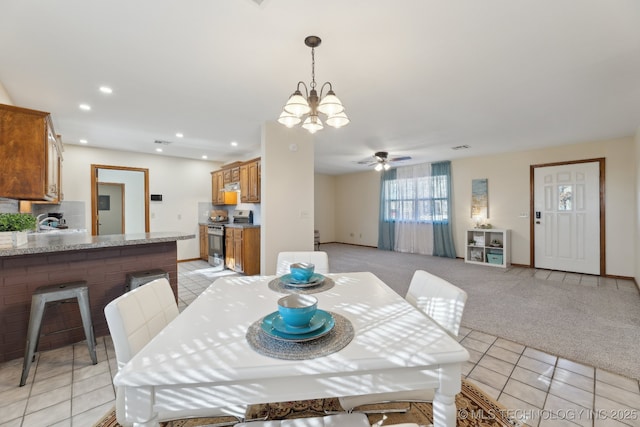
[
  {"left": 76, "top": 289, "right": 97, "bottom": 365},
  {"left": 20, "top": 295, "right": 46, "bottom": 386}
]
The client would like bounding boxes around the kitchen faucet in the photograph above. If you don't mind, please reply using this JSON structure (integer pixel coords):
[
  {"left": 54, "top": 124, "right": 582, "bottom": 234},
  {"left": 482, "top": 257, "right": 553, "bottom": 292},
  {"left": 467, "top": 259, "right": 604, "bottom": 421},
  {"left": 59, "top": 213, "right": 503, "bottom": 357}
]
[{"left": 36, "top": 214, "right": 60, "bottom": 231}]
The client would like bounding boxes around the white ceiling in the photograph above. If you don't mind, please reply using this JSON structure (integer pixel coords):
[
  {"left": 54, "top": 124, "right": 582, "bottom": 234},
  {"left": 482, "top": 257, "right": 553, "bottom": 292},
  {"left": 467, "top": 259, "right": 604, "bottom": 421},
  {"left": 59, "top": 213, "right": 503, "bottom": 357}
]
[{"left": 1, "top": 0, "right": 639, "bottom": 175}]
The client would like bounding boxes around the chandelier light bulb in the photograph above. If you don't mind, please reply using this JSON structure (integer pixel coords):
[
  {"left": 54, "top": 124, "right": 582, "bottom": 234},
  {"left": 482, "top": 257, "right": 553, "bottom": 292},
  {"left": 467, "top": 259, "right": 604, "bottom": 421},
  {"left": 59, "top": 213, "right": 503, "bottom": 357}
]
[
  {"left": 278, "top": 110, "right": 302, "bottom": 128},
  {"left": 302, "top": 115, "right": 323, "bottom": 133},
  {"left": 283, "top": 90, "right": 311, "bottom": 117},
  {"left": 326, "top": 111, "right": 350, "bottom": 128},
  {"left": 317, "top": 90, "right": 344, "bottom": 116}
]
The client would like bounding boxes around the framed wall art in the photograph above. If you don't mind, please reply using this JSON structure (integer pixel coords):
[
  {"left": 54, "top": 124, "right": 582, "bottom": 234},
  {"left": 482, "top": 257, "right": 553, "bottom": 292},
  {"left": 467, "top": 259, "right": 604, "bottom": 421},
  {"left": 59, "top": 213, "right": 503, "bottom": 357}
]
[{"left": 471, "top": 178, "right": 488, "bottom": 219}]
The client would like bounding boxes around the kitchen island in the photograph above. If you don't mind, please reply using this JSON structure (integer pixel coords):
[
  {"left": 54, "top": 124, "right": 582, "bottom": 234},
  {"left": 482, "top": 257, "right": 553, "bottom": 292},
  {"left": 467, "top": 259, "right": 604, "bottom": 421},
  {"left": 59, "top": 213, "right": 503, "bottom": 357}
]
[{"left": 0, "top": 231, "right": 194, "bottom": 363}]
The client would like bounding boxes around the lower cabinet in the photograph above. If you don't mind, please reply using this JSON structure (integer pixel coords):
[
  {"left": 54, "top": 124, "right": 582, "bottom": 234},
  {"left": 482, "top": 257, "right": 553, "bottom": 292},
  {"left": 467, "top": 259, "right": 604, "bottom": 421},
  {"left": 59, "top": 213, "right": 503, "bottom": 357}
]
[
  {"left": 199, "top": 225, "right": 208, "bottom": 261},
  {"left": 225, "top": 227, "right": 260, "bottom": 275}
]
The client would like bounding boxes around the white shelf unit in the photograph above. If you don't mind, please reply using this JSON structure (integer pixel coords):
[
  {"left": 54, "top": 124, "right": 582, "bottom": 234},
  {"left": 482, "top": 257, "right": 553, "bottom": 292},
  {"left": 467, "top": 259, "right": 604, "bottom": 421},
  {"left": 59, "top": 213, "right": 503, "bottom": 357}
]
[{"left": 465, "top": 229, "right": 511, "bottom": 268}]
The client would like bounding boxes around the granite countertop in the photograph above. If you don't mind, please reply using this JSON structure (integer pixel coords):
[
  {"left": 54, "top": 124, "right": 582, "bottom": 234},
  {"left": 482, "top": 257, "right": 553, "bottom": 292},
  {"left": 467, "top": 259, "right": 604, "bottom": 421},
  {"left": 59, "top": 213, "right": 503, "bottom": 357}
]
[{"left": 0, "top": 231, "right": 195, "bottom": 257}]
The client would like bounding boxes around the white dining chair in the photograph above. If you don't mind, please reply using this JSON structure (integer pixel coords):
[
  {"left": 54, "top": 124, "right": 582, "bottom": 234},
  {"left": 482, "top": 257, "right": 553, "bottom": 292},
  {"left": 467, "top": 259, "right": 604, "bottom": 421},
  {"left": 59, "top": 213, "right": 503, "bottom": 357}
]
[
  {"left": 104, "top": 278, "right": 244, "bottom": 426},
  {"left": 404, "top": 269, "right": 468, "bottom": 338},
  {"left": 276, "top": 251, "right": 330, "bottom": 276},
  {"left": 338, "top": 270, "right": 468, "bottom": 414}
]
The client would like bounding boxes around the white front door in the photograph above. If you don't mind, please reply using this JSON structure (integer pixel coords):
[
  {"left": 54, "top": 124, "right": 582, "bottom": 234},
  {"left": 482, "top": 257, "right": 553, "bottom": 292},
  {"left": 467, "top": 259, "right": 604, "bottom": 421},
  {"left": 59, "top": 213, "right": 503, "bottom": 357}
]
[{"left": 533, "top": 161, "right": 601, "bottom": 274}]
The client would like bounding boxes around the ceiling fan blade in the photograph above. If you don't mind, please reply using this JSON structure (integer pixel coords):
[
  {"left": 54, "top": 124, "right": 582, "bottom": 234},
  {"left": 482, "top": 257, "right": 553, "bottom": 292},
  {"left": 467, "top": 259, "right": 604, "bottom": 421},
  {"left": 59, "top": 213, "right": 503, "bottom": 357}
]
[
  {"left": 389, "top": 156, "right": 412, "bottom": 162},
  {"left": 356, "top": 159, "right": 376, "bottom": 165}
]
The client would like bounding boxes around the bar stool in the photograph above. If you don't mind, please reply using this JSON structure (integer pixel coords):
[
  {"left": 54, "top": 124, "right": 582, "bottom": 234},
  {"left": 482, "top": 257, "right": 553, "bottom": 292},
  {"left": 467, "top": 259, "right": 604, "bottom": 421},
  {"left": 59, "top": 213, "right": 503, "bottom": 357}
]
[
  {"left": 125, "top": 269, "right": 169, "bottom": 292},
  {"left": 20, "top": 281, "right": 97, "bottom": 386}
]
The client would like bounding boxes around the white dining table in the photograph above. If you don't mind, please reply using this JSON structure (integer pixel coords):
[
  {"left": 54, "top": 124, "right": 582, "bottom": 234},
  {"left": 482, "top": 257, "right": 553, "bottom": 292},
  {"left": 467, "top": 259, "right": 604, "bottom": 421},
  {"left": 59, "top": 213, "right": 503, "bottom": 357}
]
[{"left": 113, "top": 272, "right": 469, "bottom": 427}]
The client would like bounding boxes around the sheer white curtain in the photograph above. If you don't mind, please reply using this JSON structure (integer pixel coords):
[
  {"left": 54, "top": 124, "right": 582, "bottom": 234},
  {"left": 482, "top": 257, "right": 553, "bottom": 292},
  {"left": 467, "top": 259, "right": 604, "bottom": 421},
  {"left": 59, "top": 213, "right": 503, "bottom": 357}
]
[{"left": 394, "top": 163, "right": 434, "bottom": 255}]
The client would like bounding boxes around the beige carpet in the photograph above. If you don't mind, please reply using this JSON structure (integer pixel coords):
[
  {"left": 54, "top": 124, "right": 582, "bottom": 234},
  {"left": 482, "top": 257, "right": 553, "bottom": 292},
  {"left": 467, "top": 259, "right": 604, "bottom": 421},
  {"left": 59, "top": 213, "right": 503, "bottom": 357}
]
[
  {"left": 93, "top": 379, "right": 522, "bottom": 427},
  {"left": 321, "top": 243, "right": 640, "bottom": 380}
]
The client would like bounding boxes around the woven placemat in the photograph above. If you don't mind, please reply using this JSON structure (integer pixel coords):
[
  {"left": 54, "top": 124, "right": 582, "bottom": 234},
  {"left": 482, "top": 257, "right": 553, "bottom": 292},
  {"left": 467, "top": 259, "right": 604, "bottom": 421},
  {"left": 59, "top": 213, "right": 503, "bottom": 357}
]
[
  {"left": 246, "top": 311, "right": 353, "bottom": 360},
  {"left": 268, "top": 275, "right": 335, "bottom": 294}
]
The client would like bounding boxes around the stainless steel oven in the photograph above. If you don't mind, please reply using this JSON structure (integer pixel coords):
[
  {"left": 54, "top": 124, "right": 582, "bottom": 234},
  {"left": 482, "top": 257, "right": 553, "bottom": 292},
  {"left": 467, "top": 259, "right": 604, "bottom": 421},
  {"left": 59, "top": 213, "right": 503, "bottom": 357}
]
[{"left": 207, "top": 224, "right": 225, "bottom": 270}]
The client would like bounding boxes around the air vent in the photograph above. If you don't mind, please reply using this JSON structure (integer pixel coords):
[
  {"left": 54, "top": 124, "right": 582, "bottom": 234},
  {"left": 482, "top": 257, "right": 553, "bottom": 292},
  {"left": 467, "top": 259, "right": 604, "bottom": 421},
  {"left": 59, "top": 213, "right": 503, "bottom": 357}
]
[
  {"left": 154, "top": 140, "right": 172, "bottom": 145},
  {"left": 451, "top": 145, "right": 470, "bottom": 150}
]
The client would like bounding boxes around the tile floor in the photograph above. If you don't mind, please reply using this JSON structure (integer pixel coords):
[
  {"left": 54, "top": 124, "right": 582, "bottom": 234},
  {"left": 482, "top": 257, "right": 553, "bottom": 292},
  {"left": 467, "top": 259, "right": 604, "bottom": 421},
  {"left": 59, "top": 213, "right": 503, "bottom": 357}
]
[{"left": 0, "top": 260, "right": 638, "bottom": 427}]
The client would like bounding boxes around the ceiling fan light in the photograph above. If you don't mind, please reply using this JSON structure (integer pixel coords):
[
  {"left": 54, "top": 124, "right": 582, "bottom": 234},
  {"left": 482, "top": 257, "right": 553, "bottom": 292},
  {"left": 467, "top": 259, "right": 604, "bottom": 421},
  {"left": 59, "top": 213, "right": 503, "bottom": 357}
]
[
  {"left": 326, "top": 111, "right": 350, "bottom": 128},
  {"left": 277, "top": 110, "right": 302, "bottom": 127},
  {"left": 302, "top": 115, "right": 323, "bottom": 133},
  {"left": 383, "top": 163, "right": 391, "bottom": 170},
  {"left": 283, "top": 90, "right": 311, "bottom": 116},
  {"left": 317, "top": 91, "right": 344, "bottom": 116},
  {"left": 374, "top": 163, "right": 383, "bottom": 172}
]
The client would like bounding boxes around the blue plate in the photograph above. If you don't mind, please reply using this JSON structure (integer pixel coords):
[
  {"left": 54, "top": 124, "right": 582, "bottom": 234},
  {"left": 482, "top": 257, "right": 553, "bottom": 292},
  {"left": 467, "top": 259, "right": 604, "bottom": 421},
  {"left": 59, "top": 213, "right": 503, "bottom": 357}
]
[
  {"left": 272, "top": 312, "right": 326, "bottom": 334},
  {"left": 261, "top": 310, "right": 335, "bottom": 342},
  {"left": 279, "top": 273, "right": 325, "bottom": 288}
]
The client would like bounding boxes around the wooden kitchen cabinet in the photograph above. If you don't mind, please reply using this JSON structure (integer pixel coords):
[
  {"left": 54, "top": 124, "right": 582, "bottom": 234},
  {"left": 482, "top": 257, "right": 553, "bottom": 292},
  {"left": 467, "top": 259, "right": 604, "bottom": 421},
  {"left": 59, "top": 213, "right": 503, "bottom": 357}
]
[
  {"left": 240, "top": 158, "right": 260, "bottom": 203},
  {"left": 225, "top": 226, "right": 260, "bottom": 275},
  {"left": 222, "top": 164, "right": 240, "bottom": 185},
  {"left": 199, "top": 224, "right": 208, "bottom": 261},
  {"left": 225, "top": 229, "right": 234, "bottom": 269},
  {"left": 0, "top": 104, "right": 63, "bottom": 201},
  {"left": 211, "top": 170, "right": 224, "bottom": 205}
]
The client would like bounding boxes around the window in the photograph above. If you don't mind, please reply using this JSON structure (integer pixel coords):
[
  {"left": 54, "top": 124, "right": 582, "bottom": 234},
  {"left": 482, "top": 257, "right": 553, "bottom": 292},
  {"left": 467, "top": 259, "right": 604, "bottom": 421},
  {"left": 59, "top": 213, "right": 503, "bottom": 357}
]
[{"left": 381, "top": 174, "right": 449, "bottom": 222}]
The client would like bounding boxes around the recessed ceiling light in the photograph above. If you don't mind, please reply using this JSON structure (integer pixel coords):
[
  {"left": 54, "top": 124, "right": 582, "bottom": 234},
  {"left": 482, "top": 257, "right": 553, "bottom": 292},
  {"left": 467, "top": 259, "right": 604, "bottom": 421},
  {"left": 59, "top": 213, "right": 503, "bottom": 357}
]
[
  {"left": 155, "top": 148, "right": 163, "bottom": 153},
  {"left": 202, "top": 155, "right": 208, "bottom": 159},
  {"left": 176, "top": 133, "right": 183, "bottom": 138},
  {"left": 79, "top": 104, "right": 91, "bottom": 111},
  {"left": 231, "top": 141, "right": 238, "bottom": 147},
  {"left": 99, "top": 86, "right": 113, "bottom": 94},
  {"left": 79, "top": 139, "right": 88, "bottom": 144}
]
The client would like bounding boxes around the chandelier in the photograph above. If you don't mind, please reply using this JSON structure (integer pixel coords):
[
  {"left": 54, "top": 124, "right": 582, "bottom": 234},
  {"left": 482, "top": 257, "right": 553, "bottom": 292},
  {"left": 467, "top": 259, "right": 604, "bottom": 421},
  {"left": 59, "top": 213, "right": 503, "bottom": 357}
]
[{"left": 278, "top": 36, "right": 349, "bottom": 134}]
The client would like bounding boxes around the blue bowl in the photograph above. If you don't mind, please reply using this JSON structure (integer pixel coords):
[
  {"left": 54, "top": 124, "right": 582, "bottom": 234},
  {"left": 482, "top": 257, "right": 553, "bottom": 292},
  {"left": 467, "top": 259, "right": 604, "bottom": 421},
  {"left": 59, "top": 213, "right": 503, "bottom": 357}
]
[
  {"left": 289, "top": 262, "right": 315, "bottom": 282},
  {"left": 277, "top": 294, "right": 318, "bottom": 328}
]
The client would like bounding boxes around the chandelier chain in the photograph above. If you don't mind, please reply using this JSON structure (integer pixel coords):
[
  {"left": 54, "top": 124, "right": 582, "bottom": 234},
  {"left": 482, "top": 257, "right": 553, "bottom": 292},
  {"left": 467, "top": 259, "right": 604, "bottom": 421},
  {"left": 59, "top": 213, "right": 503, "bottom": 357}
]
[{"left": 310, "top": 47, "right": 316, "bottom": 89}]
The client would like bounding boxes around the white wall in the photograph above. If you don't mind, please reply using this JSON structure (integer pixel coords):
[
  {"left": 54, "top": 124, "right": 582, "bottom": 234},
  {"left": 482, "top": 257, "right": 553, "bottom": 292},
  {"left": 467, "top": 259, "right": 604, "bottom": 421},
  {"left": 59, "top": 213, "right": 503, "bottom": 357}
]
[
  {"left": 261, "top": 122, "right": 315, "bottom": 275},
  {"left": 0, "top": 82, "right": 12, "bottom": 105},
  {"left": 334, "top": 170, "right": 381, "bottom": 247},
  {"left": 322, "top": 137, "right": 637, "bottom": 278},
  {"left": 62, "top": 145, "right": 219, "bottom": 260},
  {"left": 314, "top": 174, "right": 336, "bottom": 243}
]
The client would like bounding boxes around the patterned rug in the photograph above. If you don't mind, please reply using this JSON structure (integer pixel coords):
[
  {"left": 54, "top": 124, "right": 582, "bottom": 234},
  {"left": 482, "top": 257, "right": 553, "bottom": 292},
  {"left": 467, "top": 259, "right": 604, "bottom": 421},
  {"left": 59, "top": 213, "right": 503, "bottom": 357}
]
[{"left": 93, "top": 379, "right": 522, "bottom": 427}]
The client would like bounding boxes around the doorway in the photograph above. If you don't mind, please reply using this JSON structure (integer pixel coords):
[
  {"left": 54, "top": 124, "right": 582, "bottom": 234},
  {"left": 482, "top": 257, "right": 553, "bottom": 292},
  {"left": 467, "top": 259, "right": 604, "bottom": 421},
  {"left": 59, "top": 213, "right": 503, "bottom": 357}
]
[
  {"left": 530, "top": 158, "right": 605, "bottom": 275},
  {"left": 91, "top": 165, "right": 150, "bottom": 235},
  {"left": 97, "top": 183, "right": 125, "bottom": 235}
]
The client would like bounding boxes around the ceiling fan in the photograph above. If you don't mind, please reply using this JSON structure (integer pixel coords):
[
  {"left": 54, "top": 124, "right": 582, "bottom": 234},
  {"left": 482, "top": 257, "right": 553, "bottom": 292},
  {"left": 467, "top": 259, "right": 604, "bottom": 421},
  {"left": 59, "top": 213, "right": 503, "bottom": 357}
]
[{"left": 357, "top": 151, "right": 412, "bottom": 171}]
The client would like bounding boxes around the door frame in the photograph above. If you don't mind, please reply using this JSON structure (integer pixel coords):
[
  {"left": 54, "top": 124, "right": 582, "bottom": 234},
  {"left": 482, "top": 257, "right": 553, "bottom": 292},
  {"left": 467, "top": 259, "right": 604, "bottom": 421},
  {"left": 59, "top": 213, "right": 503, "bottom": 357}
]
[
  {"left": 529, "top": 158, "right": 606, "bottom": 275},
  {"left": 91, "top": 164, "right": 150, "bottom": 235}
]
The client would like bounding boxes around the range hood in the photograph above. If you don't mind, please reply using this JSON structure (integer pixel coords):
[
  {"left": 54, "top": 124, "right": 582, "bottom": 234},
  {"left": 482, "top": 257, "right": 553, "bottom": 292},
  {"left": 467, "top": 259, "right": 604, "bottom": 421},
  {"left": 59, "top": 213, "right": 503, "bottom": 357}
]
[{"left": 224, "top": 182, "right": 239, "bottom": 192}]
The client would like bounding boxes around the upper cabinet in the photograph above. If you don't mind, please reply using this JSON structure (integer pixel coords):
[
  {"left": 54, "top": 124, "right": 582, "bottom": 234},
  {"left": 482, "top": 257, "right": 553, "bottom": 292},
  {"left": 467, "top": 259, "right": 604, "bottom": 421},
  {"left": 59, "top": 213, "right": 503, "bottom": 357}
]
[
  {"left": 211, "top": 170, "right": 224, "bottom": 205},
  {"left": 240, "top": 158, "right": 260, "bottom": 203},
  {"left": 213, "top": 158, "right": 260, "bottom": 205},
  {"left": 0, "top": 104, "right": 63, "bottom": 202}
]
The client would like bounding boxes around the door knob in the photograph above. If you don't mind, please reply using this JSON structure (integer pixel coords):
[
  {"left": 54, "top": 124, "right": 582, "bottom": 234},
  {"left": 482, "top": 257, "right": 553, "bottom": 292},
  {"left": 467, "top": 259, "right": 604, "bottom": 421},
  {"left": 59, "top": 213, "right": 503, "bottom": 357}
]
[{"left": 535, "top": 221, "right": 541, "bottom": 224}]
